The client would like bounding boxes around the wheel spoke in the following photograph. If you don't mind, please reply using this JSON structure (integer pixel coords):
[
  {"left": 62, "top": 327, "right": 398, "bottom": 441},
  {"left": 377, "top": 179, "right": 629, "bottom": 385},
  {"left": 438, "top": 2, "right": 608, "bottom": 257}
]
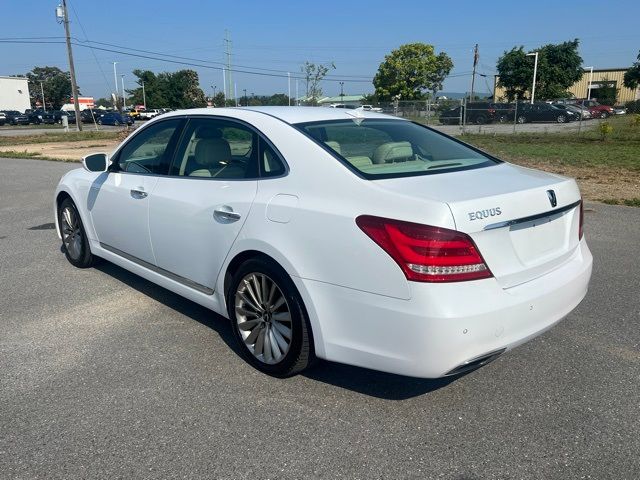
[
  {"left": 271, "top": 326, "right": 288, "bottom": 353},
  {"left": 272, "top": 311, "right": 291, "bottom": 323},
  {"left": 268, "top": 328, "right": 281, "bottom": 360},
  {"left": 263, "top": 327, "right": 273, "bottom": 363},
  {"left": 245, "top": 325, "right": 261, "bottom": 344},
  {"left": 266, "top": 281, "right": 277, "bottom": 306},
  {"left": 236, "top": 306, "right": 260, "bottom": 318},
  {"left": 238, "top": 291, "right": 262, "bottom": 314},
  {"left": 254, "top": 328, "right": 265, "bottom": 356},
  {"left": 244, "top": 277, "right": 262, "bottom": 308},
  {"left": 272, "top": 320, "right": 292, "bottom": 340},
  {"left": 272, "top": 295, "right": 286, "bottom": 311},
  {"left": 238, "top": 318, "right": 261, "bottom": 331}
]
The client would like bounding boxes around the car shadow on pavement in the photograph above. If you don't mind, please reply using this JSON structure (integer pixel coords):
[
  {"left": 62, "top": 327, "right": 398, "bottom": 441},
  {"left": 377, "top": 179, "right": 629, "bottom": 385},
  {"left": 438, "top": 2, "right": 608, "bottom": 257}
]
[
  {"left": 94, "top": 261, "right": 460, "bottom": 400},
  {"left": 303, "top": 361, "right": 458, "bottom": 400}
]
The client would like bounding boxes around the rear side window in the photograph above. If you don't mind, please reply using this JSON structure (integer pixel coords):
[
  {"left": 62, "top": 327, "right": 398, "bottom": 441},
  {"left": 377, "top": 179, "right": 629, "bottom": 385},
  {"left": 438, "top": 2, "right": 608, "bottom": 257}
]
[{"left": 295, "top": 119, "right": 498, "bottom": 179}]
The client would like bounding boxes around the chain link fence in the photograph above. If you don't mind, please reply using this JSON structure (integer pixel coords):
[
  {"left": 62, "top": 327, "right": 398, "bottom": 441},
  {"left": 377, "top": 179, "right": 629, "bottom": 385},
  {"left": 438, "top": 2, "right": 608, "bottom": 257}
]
[{"left": 359, "top": 99, "right": 617, "bottom": 135}]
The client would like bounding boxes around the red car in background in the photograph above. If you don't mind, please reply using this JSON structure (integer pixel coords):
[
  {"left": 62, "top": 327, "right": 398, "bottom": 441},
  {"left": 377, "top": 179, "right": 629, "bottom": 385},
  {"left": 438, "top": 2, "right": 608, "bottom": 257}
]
[{"left": 574, "top": 99, "right": 614, "bottom": 119}]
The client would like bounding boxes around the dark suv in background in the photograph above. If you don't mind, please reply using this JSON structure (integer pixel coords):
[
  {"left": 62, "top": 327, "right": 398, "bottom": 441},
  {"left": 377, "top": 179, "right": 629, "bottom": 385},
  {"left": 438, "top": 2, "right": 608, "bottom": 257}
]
[
  {"left": 440, "top": 102, "right": 501, "bottom": 125},
  {"left": 1, "top": 110, "right": 30, "bottom": 125}
]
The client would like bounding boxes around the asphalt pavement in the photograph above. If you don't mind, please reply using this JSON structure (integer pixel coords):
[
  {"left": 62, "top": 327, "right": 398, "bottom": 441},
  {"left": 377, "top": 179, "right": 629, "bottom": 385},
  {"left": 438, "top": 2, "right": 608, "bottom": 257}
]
[{"left": 1, "top": 157, "right": 639, "bottom": 479}]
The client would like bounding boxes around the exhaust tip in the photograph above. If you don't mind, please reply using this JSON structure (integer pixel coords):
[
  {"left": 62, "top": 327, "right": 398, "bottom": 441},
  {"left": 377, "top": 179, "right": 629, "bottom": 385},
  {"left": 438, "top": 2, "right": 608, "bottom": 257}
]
[{"left": 445, "top": 348, "right": 506, "bottom": 376}]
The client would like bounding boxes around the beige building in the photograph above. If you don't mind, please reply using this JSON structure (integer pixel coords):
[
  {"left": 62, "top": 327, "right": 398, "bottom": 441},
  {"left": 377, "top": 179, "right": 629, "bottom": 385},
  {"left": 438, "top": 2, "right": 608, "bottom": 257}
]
[{"left": 493, "top": 68, "right": 640, "bottom": 104}]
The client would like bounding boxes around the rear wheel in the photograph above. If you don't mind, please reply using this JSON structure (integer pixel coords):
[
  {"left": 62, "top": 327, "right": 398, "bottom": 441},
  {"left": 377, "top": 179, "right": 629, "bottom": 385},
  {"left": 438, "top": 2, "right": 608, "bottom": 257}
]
[
  {"left": 475, "top": 115, "right": 487, "bottom": 125},
  {"left": 58, "top": 198, "right": 95, "bottom": 268},
  {"left": 517, "top": 115, "right": 527, "bottom": 124},
  {"left": 557, "top": 115, "right": 567, "bottom": 123},
  {"left": 600, "top": 111, "right": 609, "bottom": 119},
  {"left": 227, "top": 258, "right": 314, "bottom": 377}
]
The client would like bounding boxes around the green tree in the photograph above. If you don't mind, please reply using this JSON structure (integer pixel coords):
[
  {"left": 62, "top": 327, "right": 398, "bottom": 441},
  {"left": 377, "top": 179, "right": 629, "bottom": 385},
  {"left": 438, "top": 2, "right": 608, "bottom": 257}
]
[
  {"left": 94, "top": 97, "right": 112, "bottom": 108},
  {"left": 496, "top": 39, "right": 583, "bottom": 101},
  {"left": 373, "top": 43, "right": 453, "bottom": 101},
  {"left": 25, "top": 66, "right": 76, "bottom": 109},
  {"left": 301, "top": 61, "right": 335, "bottom": 105},
  {"left": 127, "top": 69, "right": 206, "bottom": 109},
  {"left": 623, "top": 50, "right": 640, "bottom": 90},
  {"left": 211, "top": 91, "right": 226, "bottom": 107}
]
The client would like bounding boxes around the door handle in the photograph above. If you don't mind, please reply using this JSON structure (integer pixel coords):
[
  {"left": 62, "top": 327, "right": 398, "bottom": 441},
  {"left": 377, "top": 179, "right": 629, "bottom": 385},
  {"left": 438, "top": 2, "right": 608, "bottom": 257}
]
[
  {"left": 213, "top": 206, "right": 241, "bottom": 221},
  {"left": 131, "top": 188, "right": 147, "bottom": 199}
]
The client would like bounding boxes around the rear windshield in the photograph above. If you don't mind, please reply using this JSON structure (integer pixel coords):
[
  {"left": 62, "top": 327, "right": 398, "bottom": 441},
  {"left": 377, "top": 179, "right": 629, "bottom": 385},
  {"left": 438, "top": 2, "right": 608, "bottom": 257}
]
[{"left": 294, "top": 119, "right": 498, "bottom": 179}]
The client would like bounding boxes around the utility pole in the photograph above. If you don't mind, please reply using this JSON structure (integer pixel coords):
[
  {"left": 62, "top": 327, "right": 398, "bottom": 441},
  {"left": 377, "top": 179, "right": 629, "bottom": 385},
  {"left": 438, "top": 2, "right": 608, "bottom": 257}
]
[
  {"left": 339, "top": 81, "right": 344, "bottom": 102},
  {"left": 112, "top": 62, "right": 119, "bottom": 109},
  {"left": 470, "top": 44, "right": 479, "bottom": 102},
  {"left": 40, "top": 82, "right": 46, "bottom": 110},
  {"left": 121, "top": 75, "right": 126, "bottom": 110},
  {"left": 224, "top": 30, "right": 233, "bottom": 100},
  {"left": 142, "top": 80, "right": 146, "bottom": 109},
  {"left": 526, "top": 51, "right": 539, "bottom": 104},
  {"left": 243, "top": 88, "right": 247, "bottom": 106},
  {"left": 288, "top": 72, "right": 291, "bottom": 106},
  {"left": 222, "top": 68, "right": 226, "bottom": 105},
  {"left": 61, "top": 0, "right": 82, "bottom": 130}
]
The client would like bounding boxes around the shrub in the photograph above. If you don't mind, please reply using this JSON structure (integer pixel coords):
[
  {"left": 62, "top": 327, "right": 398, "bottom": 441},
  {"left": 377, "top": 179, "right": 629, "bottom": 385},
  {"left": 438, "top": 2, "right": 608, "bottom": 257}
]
[
  {"left": 598, "top": 121, "right": 613, "bottom": 141},
  {"left": 631, "top": 114, "right": 640, "bottom": 128}
]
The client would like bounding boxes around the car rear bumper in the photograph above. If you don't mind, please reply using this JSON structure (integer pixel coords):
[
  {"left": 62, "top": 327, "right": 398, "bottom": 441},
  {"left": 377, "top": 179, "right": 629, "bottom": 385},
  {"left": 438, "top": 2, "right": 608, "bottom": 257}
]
[{"left": 296, "top": 238, "right": 592, "bottom": 378}]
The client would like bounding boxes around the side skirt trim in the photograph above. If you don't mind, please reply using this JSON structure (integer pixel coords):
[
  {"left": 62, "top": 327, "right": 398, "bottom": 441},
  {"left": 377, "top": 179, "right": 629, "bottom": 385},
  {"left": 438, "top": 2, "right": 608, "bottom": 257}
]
[{"left": 99, "top": 242, "right": 215, "bottom": 295}]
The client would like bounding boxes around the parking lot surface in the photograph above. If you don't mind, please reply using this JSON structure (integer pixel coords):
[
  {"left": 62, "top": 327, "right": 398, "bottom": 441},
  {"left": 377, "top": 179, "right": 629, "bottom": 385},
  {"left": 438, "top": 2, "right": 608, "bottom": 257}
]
[{"left": 1, "top": 157, "right": 639, "bottom": 479}]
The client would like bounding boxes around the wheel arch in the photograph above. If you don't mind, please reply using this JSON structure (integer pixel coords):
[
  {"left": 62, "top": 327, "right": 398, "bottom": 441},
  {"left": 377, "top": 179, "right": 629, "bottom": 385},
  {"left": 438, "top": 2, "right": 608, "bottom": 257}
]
[{"left": 220, "top": 246, "right": 325, "bottom": 359}]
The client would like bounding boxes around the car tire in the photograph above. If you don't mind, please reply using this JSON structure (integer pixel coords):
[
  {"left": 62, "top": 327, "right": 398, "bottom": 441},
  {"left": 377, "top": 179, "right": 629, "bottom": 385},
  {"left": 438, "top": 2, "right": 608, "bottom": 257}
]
[
  {"left": 517, "top": 115, "right": 527, "bottom": 124},
  {"left": 57, "top": 197, "right": 95, "bottom": 269},
  {"left": 557, "top": 115, "right": 567, "bottom": 123},
  {"left": 97, "top": 120, "right": 102, "bottom": 125},
  {"left": 475, "top": 115, "right": 487, "bottom": 125},
  {"left": 227, "top": 257, "right": 315, "bottom": 377},
  {"left": 600, "top": 112, "right": 608, "bottom": 119}
]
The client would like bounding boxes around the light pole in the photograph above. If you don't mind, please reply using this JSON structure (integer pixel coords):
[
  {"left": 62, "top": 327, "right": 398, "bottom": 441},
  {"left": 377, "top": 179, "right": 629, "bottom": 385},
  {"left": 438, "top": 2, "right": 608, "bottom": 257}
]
[
  {"left": 40, "top": 81, "right": 46, "bottom": 111},
  {"left": 526, "top": 51, "right": 538, "bottom": 104},
  {"left": 112, "top": 62, "right": 119, "bottom": 108},
  {"left": 339, "top": 81, "right": 344, "bottom": 102},
  {"left": 141, "top": 80, "right": 146, "bottom": 109},
  {"left": 586, "top": 66, "right": 594, "bottom": 100},
  {"left": 121, "top": 74, "right": 126, "bottom": 110},
  {"left": 243, "top": 88, "right": 247, "bottom": 106}
]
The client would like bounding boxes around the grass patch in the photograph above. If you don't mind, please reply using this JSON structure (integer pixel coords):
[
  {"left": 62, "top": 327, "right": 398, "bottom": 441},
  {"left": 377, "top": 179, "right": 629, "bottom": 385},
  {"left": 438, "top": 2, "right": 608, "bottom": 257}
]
[
  {"left": 0, "top": 130, "right": 121, "bottom": 147},
  {"left": 0, "top": 150, "right": 74, "bottom": 162},
  {"left": 458, "top": 116, "right": 640, "bottom": 171},
  {"left": 600, "top": 198, "right": 640, "bottom": 207}
]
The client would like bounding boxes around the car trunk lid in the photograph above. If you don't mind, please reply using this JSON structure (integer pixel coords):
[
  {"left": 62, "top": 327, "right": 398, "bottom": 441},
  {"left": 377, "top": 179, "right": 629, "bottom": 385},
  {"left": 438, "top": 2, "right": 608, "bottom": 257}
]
[{"left": 375, "top": 163, "right": 582, "bottom": 288}]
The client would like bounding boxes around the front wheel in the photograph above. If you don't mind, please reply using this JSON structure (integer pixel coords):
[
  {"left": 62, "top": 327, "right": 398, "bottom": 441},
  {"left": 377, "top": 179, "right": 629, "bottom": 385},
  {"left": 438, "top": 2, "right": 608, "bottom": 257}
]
[
  {"left": 557, "top": 115, "right": 567, "bottom": 123},
  {"left": 58, "top": 198, "right": 95, "bottom": 268},
  {"left": 517, "top": 115, "right": 527, "bottom": 124},
  {"left": 227, "top": 258, "right": 314, "bottom": 377},
  {"left": 600, "top": 111, "right": 609, "bottom": 119}
]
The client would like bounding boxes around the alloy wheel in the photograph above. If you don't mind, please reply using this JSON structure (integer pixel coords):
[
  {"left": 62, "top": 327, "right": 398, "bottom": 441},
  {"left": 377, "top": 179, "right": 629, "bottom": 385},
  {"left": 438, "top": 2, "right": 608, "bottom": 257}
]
[
  {"left": 234, "top": 273, "right": 292, "bottom": 365},
  {"left": 60, "top": 206, "right": 82, "bottom": 260}
]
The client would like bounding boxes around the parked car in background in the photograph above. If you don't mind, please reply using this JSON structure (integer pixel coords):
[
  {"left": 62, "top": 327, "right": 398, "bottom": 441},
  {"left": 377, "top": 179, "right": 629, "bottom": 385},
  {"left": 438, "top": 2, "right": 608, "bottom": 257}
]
[
  {"left": 97, "top": 112, "right": 128, "bottom": 126},
  {"left": 53, "top": 110, "right": 76, "bottom": 124},
  {"left": 54, "top": 106, "right": 592, "bottom": 378},
  {"left": 358, "top": 105, "right": 383, "bottom": 113},
  {"left": 80, "top": 109, "right": 105, "bottom": 124},
  {"left": 492, "top": 103, "right": 516, "bottom": 123},
  {"left": 329, "top": 104, "right": 357, "bottom": 109},
  {"left": 552, "top": 103, "right": 591, "bottom": 120},
  {"left": 1, "top": 110, "right": 30, "bottom": 125},
  {"left": 125, "top": 109, "right": 141, "bottom": 119},
  {"left": 612, "top": 105, "right": 627, "bottom": 115},
  {"left": 574, "top": 99, "right": 613, "bottom": 119},
  {"left": 439, "top": 102, "right": 498, "bottom": 125},
  {"left": 515, "top": 103, "right": 577, "bottom": 123},
  {"left": 0, "top": 112, "right": 6, "bottom": 126},
  {"left": 139, "top": 108, "right": 162, "bottom": 119}
]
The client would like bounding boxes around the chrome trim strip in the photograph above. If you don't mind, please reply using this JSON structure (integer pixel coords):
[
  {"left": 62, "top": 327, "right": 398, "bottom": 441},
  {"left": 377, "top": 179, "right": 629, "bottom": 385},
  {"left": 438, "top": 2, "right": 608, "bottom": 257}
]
[
  {"left": 100, "top": 242, "right": 214, "bottom": 295},
  {"left": 483, "top": 200, "right": 581, "bottom": 231}
]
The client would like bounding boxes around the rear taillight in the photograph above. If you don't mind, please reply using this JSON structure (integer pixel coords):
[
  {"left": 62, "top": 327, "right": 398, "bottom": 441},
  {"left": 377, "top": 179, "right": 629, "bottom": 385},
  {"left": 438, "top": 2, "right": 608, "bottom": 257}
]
[
  {"left": 356, "top": 215, "right": 492, "bottom": 282},
  {"left": 579, "top": 200, "right": 584, "bottom": 240}
]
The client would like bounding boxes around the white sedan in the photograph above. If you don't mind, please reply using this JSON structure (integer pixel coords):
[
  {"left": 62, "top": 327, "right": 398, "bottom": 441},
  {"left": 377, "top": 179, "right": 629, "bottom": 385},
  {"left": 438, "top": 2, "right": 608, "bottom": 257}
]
[{"left": 54, "top": 107, "right": 592, "bottom": 378}]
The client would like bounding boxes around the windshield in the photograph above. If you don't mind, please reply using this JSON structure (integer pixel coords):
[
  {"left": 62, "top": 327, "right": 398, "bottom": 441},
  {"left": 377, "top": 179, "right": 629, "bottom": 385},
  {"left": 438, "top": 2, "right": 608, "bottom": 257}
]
[{"left": 294, "top": 119, "right": 498, "bottom": 179}]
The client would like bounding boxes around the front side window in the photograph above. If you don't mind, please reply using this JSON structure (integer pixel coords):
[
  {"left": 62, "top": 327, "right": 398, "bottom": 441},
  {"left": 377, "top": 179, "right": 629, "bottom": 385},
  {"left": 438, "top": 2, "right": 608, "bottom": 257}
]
[
  {"left": 116, "top": 119, "right": 183, "bottom": 174},
  {"left": 295, "top": 119, "right": 498, "bottom": 179},
  {"left": 170, "top": 118, "right": 258, "bottom": 179}
]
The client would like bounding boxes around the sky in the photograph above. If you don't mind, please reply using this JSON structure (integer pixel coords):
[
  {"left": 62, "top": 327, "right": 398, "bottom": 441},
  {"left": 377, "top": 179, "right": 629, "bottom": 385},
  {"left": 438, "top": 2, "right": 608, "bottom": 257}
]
[{"left": 1, "top": 0, "right": 639, "bottom": 101}]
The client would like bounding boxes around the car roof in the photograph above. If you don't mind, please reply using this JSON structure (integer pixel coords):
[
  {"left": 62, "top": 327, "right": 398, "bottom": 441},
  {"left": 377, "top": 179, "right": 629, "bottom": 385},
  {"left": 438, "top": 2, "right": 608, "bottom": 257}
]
[{"left": 160, "top": 106, "right": 400, "bottom": 125}]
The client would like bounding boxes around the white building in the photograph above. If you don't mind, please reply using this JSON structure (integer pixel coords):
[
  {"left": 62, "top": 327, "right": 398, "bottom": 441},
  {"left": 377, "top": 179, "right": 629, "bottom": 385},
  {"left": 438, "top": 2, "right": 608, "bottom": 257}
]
[{"left": 0, "top": 76, "right": 31, "bottom": 111}]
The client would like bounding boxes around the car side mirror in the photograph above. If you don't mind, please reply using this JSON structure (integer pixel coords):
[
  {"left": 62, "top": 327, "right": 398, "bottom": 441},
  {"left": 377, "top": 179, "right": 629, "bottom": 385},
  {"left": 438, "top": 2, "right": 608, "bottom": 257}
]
[{"left": 82, "top": 152, "right": 109, "bottom": 172}]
